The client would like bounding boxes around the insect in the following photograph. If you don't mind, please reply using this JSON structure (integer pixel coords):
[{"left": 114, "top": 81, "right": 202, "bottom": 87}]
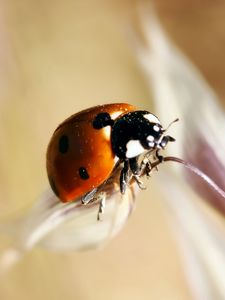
[{"left": 47, "top": 103, "right": 176, "bottom": 219}]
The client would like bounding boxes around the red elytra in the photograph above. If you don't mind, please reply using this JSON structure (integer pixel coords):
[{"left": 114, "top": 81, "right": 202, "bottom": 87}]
[{"left": 46, "top": 103, "right": 136, "bottom": 202}]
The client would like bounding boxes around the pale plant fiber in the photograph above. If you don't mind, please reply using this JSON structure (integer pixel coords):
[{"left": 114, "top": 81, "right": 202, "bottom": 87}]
[
  {"left": 0, "top": 166, "right": 137, "bottom": 274},
  {"left": 135, "top": 8, "right": 225, "bottom": 300}
]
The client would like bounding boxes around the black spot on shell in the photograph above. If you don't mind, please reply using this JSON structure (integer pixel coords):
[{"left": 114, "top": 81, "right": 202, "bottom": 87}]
[
  {"left": 92, "top": 112, "right": 114, "bottom": 129},
  {"left": 59, "top": 135, "right": 69, "bottom": 154},
  {"left": 79, "top": 167, "right": 89, "bottom": 180}
]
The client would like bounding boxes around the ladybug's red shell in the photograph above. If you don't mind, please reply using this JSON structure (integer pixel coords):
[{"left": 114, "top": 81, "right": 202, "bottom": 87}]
[{"left": 47, "top": 103, "right": 136, "bottom": 202}]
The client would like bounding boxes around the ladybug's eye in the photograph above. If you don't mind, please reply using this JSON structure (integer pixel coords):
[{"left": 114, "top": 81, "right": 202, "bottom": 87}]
[{"left": 153, "top": 124, "right": 161, "bottom": 132}]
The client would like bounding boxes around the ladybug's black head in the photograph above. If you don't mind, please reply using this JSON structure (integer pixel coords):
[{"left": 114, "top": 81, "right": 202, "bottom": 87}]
[{"left": 111, "top": 111, "right": 176, "bottom": 159}]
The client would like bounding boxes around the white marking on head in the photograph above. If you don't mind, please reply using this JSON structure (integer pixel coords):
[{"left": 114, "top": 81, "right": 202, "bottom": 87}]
[
  {"left": 148, "top": 142, "right": 154, "bottom": 148},
  {"left": 126, "top": 140, "right": 145, "bottom": 158},
  {"left": 144, "top": 113, "right": 161, "bottom": 124},
  {"left": 147, "top": 135, "right": 154, "bottom": 142},
  {"left": 153, "top": 125, "right": 160, "bottom": 132},
  {"left": 147, "top": 135, "right": 156, "bottom": 148}
]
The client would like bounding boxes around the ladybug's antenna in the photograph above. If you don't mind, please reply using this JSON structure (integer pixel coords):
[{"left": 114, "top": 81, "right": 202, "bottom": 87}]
[
  {"left": 157, "top": 118, "right": 179, "bottom": 148},
  {"left": 163, "top": 118, "right": 179, "bottom": 133}
]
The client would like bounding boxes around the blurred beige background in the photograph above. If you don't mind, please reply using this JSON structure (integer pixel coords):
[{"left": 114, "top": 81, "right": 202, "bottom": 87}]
[{"left": 0, "top": 0, "right": 224, "bottom": 299}]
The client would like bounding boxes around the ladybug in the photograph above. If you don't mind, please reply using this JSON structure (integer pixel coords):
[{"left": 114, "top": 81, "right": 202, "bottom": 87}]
[{"left": 47, "top": 103, "right": 175, "bottom": 215}]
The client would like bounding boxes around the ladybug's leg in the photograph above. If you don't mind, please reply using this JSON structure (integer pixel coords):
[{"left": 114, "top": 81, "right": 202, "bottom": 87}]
[
  {"left": 97, "top": 192, "right": 106, "bottom": 221},
  {"left": 81, "top": 188, "right": 98, "bottom": 205},
  {"left": 129, "top": 157, "right": 141, "bottom": 175},
  {"left": 82, "top": 189, "right": 106, "bottom": 221},
  {"left": 129, "top": 157, "right": 146, "bottom": 190},
  {"left": 155, "top": 150, "right": 164, "bottom": 163},
  {"left": 140, "top": 157, "right": 152, "bottom": 178},
  {"left": 120, "top": 159, "right": 130, "bottom": 194}
]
